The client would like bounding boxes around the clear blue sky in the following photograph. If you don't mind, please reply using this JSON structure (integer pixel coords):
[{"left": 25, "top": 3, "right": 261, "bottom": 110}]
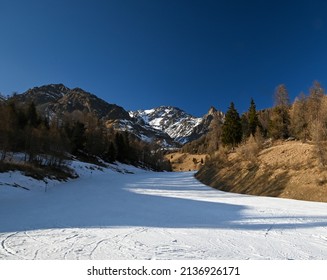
[{"left": 1, "top": 0, "right": 327, "bottom": 116}]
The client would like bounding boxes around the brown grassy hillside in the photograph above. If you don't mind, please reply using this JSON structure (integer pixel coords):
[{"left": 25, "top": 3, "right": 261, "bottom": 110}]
[
  {"left": 196, "top": 141, "right": 327, "bottom": 202},
  {"left": 165, "top": 152, "right": 206, "bottom": 172}
]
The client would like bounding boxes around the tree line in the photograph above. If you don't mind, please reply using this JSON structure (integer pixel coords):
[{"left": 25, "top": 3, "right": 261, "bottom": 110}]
[
  {"left": 183, "top": 81, "right": 327, "bottom": 154},
  {"left": 0, "top": 100, "right": 171, "bottom": 171}
]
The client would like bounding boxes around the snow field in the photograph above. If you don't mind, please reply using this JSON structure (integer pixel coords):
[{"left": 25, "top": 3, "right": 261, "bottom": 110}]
[{"left": 0, "top": 163, "right": 326, "bottom": 260}]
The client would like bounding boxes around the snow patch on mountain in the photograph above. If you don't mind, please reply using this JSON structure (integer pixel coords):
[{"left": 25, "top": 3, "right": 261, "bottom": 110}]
[
  {"left": 130, "top": 106, "right": 203, "bottom": 144},
  {"left": 9, "top": 83, "right": 223, "bottom": 147}
]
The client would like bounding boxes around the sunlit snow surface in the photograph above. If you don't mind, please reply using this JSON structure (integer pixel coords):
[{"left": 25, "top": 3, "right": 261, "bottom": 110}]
[{"left": 0, "top": 163, "right": 326, "bottom": 260}]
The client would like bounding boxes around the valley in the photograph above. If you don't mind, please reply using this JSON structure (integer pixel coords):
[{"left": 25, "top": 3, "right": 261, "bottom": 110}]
[
  {"left": 0, "top": 163, "right": 326, "bottom": 260},
  {"left": 1, "top": 83, "right": 327, "bottom": 261}
]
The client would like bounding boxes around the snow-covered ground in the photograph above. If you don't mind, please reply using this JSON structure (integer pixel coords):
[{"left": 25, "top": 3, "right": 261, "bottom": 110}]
[{"left": 0, "top": 163, "right": 326, "bottom": 260}]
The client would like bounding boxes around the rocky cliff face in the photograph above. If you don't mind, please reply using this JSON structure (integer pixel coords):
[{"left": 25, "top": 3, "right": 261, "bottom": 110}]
[
  {"left": 130, "top": 105, "right": 224, "bottom": 144},
  {"left": 11, "top": 84, "right": 131, "bottom": 121}
]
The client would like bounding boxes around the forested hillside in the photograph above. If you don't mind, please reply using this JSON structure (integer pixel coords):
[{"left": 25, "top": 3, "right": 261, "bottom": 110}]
[
  {"left": 195, "top": 81, "right": 327, "bottom": 202},
  {"left": 0, "top": 99, "right": 171, "bottom": 178},
  {"left": 183, "top": 81, "right": 327, "bottom": 153}
]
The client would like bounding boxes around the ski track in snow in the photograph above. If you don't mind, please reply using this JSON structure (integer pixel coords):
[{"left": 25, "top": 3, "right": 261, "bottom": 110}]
[{"left": 0, "top": 165, "right": 327, "bottom": 260}]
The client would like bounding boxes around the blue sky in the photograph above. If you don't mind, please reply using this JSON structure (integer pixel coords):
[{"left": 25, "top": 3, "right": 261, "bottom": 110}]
[{"left": 1, "top": 0, "right": 327, "bottom": 116}]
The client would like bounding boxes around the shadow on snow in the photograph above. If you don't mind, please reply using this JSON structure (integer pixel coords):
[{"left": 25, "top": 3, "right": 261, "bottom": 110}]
[{"left": 0, "top": 171, "right": 326, "bottom": 233}]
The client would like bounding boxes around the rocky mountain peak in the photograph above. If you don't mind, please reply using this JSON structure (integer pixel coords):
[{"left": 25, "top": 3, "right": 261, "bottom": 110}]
[
  {"left": 207, "top": 106, "right": 218, "bottom": 115},
  {"left": 17, "top": 84, "right": 68, "bottom": 103},
  {"left": 131, "top": 106, "right": 202, "bottom": 144},
  {"left": 27, "top": 83, "right": 70, "bottom": 98},
  {"left": 10, "top": 83, "right": 131, "bottom": 121},
  {"left": 204, "top": 106, "right": 225, "bottom": 120},
  {"left": 7, "top": 83, "right": 225, "bottom": 148}
]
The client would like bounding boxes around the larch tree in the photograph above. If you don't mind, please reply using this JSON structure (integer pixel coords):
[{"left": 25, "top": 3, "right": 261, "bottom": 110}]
[
  {"left": 269, "top": 84, "right": 291, "bottom": 139},
  {"left": 290, "top": 93, "right": 310, "bottom": 141}
]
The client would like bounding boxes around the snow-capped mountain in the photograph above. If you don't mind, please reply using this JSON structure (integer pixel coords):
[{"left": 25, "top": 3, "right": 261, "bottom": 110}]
[
  {"left": 9, "top": 84, "right": 176, "bottom": 146},
  {"left": 8, "top": 84, "right": 223, "bottom": 147},
  {"left": 130, "top": 106, "right": 202, "bottom": 144},
  {"left": 105, "top": 118, "right": 176, "bottom": 147},
  {"left": 130, "top": 106, "right": 224, "bottom": 144}
]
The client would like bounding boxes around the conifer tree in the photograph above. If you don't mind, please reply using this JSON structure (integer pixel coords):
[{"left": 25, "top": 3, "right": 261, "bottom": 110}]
[
  {"left": 269, "top": 84, "right": 290, "bottom": 139},
  {"left": 308, "top": 81, "right": 325, "bottom": 122},
  {"left": 69, "top": 121, "right": 86, "bottom": 154},
  {"left": 274, "top": 84, "right": 290, "bottom": 108},
  {"left": 26, "top": 102, "right": 40, "bottom": 128},
  {"left": 221, "top": 102, "right": 242, "bottom": 148},
  {"left": 248, "top": 98, "right": 259, "bottom": 136},
  {"left": 115, "top": 133, "right": 128, "bottom": 162},
  {"left": 106, "top": 142, "right": 117, "bottom": 163},
  {"left": 290, "top": 93, "right": 309, "bottom": 141}
]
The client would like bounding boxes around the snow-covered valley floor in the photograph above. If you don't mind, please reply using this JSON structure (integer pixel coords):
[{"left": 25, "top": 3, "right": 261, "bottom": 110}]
[{"left": 0, "top": 163, "right": 326, "bottom": 260}]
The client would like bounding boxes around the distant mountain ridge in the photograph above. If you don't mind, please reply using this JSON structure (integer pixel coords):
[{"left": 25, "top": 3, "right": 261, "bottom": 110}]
[
  {"left": 8, "top": 84, "right": 223, "bottom": 147},
  {"left": 130, "top": 106, "right": 202, "bottom": 144},
  {"left": 130, "top": 105, "right": 224, "bottom": 144},
  {"left": 11, "top": 84, "right": 131, "bottom": 121}
]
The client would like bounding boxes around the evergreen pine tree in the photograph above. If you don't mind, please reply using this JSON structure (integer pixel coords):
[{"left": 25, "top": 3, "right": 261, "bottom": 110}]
[
  {"left": 26, "top": 102, "right": 40, "bottom": 128},
  {"left": 106, "top": 141, "right": 117, "bottom": 163},
  {"left": 248, "top": 98, "right": 259, "bottom": 136},
  {"left": 70, "top": 121, "right": 86, "bottom": 154},
  {"left": 115, "top": 133, "right": 128, "bottom": 162},
  {"left": 221, "top": 102, "right": 242, "bottom": 148}
]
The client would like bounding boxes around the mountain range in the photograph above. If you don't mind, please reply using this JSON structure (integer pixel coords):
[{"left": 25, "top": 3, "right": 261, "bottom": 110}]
[
  {"left": 130, "top": 106, "right": 223, "bottom": 144},
  {"left": 8, "top": 84, "right": 224, "bottom": 147}
]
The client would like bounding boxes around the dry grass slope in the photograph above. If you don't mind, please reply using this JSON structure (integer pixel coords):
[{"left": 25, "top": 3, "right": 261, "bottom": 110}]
[
  {"left": 165, "top": 152, "right": 206, "bottom": 172},
  {"left": 196, "top": 141, "right": 327, "bottom": 202}
]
